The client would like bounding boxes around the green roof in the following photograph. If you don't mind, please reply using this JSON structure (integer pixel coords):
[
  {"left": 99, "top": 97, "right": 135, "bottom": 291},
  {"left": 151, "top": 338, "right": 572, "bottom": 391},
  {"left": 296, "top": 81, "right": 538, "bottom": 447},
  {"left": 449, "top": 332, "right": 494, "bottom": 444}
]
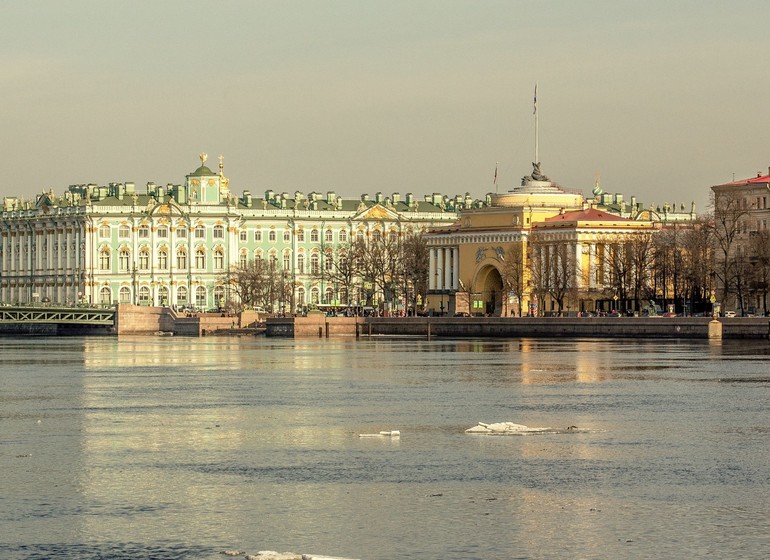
[{"left": 188, "top": 165, "right": 216, "bottom": 177}]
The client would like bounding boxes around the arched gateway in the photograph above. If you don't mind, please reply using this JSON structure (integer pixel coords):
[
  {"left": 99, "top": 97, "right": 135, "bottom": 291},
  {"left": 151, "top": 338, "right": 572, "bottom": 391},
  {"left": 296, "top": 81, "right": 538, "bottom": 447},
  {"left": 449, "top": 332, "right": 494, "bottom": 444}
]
[{"left": 472, "top": 264, "right": 504, "bottom": 316}]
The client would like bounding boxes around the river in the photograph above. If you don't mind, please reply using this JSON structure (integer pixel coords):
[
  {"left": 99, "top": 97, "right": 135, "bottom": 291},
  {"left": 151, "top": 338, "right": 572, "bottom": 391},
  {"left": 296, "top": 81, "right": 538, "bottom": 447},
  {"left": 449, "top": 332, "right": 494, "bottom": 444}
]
[{"left": 2, "top": 336, "right": 769, "bottom": 559}]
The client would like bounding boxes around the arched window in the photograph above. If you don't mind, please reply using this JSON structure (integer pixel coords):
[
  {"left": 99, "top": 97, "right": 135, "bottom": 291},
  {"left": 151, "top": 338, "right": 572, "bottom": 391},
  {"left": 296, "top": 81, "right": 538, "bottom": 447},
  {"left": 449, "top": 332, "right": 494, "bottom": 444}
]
[
  {"left": 119, "top": 286, "right": 131, "bottom": 303},
  {"left": 213, "top": 248, "right": 224, "bottom": 270},
  {"left": 213, "top": 285, "right": 225, "bottom": 309},
  {"left": 119, "top": 248, "right": 130, "bottom": 272},
  {"left": 138, "top": 224, "right": 150, "bottom": 238},
  {"left": 194, "top": 225, "right": 206, "bottom": 239},
  {"left": 310, "top": 287, "right": 320, "bottom": 304},
  {"left": 195, "top": 248, "right": 206, "bottom": 270},
  {"left": 325, "top": 287, "right": 334, "bottom": 305},
  {"left": 297, "top": 253, "right": 305, "bottom": 274},
  {"left": 297, "top": 229, "right": 305, "bottom": 242},
  {"left": 158, "top": 249, "right": 168, "bottom": 270},
  {"left": 158, "top": 285, "right": 169, "bottom": 306},
  {"left": 339, "top": 288, "right": 348, "bottom": 305},
  {"left": 356, "top": 230, "right": 365, "bottom": 244},
  {"left": 213, "top": 225, "right": 224, "bottom": 239},
  {"left": 195, "top": 285, "right": 206, "bottom": 308},
  {"left": 372, "top": 229, "right": 382, "bottom": 243},
  {"left": 138, "top": 286, "right": 150, "bottom": 306},
  {"left": 268, "top": 230, "right": 276, "bottom": 242},
  {"left": 118, "top": 225, "right": 131, "bottom": 239},
  {"left": 177, "top": 286, "right": 188, "bottom": 305},
  {"left": 339, "top": 228, "right": 347, "bottom": 242},
  {"left": 99, "top": 224, "right": 110, "bottom": 239},
  {"left": 239, "top": 251, "right": 248, "bottom": 268},
  {"left": 99, "top": 286, "right": 111, "bottom": 304},
  {"left": 157, "top": 226, "right": 168, "bottom": 238},
  {"left": 177, "top": 248, "right": 187, "bottom": 270},
  {"left": 177, "top": 224, "right": 188, "bottom": 239},
  {"left": 99, "top": 249, "right": 111, "bottom": 271},
  {"left": 138, "top": 248, "right": 150, "bottom": 271},
  {"left": 296, "top": 287, "right": 305, "bottom": 307},
  {"left": 310, "top": 229, "right": 319, "bottom": 243},
  {"left": 325, "top": 229, "right": 333, "bottom": 243},
  {"left": 310, "top": 253, "right": 320, "bottom": 275},
  {"left": 283, "top": 230, "right": 291, "bottom": 242},
  {"left": 325, "top": 251, "right": 333, "bottom": 271},
  {"left": 389, "top": 230, "right": 399, "bottom": 243},
  {"left": 283, "top": 252, "right": 290, "bottom": 270}
]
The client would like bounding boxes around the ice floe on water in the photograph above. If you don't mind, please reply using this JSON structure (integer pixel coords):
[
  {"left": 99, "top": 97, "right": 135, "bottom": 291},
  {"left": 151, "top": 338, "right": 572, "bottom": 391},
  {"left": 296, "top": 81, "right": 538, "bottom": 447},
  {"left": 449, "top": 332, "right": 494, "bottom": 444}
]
[
  {"left": 358, "top": 430, "right": 400, "bottom": 438},
  {"left": 221, "top": 551, "right": 359, "bottom": 560},
  {"left": 465, "top": 422, "right": 587, "bottom": 435}
]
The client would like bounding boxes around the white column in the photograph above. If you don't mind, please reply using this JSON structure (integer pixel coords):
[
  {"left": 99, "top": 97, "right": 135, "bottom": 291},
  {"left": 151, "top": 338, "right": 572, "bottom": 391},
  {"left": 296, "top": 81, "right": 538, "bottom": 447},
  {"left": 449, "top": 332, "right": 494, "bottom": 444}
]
[
  {"left": 574, "top": 242, "right": 583, "bottom": 289},
  {"left": 452, "top": 247, "right": 459, "bottom": 290},
  {"left": 443, "top": 248, "right": 451, "bottom": 290},
  {"left": 429, "top": 248, "right": 437, "bottom": 290}
]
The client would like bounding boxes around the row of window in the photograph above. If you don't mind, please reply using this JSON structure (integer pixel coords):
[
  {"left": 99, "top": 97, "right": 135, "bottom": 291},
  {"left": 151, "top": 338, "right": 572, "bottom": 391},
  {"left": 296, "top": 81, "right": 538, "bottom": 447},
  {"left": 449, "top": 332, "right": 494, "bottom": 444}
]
[
  {"left": 99, "top": 247, "right": 217, "bottom": 271},
  {"left": 96, "top": 284, "right": 362, "bottom": 307},
  {"left": 99, "top": 224, "right": 220, "bottom": 240},
  {"left": 99, "top": 224, "right": 408, "bottom": 244},
  {"left": 98, "top": 247, "right": 343, "bottom": 274}
]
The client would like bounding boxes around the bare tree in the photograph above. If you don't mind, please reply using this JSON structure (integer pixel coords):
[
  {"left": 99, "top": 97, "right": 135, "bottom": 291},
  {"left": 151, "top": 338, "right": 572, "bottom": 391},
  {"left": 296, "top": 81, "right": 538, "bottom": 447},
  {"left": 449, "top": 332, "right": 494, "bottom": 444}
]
[
  {"left": 500, "top": 242, "right": 527, "bottom": 317},
  {"left": 627, "top": 233, "right": 655, "bottom": 312},
  {"left": 708, "top": 189, "right": 749, "bottom": 308},
  {"left": 748, "top": 230, "right": 770, "bottom": 315},
  {"left": 226, "top": 258, "right": 274, "bottom": 310},
  {"left": 528, "top": 233, "right": 574, "bottom": 314},
  {"left": 401, "top": 232, "right": 429, "bottom": 313}
]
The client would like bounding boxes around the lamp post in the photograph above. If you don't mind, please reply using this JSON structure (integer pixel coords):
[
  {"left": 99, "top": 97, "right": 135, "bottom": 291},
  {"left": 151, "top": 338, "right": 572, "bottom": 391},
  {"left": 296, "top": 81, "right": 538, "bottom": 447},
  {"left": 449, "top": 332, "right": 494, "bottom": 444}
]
[{"left": 436, "top": 267, "right": 444, "bottom": 316}]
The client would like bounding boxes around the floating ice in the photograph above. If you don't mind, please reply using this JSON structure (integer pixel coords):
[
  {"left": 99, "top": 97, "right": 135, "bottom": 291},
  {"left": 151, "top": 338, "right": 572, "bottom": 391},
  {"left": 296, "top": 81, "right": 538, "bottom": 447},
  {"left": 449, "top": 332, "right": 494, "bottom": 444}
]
[
  {"left": 465, "top": 422, "right": 554, "bottom": 434},
  {"left": 237, "top": 552, "right": 360, "bottom": 560},
  {"left": 358, "top": 430, "right": 400, "bottom": 438}
]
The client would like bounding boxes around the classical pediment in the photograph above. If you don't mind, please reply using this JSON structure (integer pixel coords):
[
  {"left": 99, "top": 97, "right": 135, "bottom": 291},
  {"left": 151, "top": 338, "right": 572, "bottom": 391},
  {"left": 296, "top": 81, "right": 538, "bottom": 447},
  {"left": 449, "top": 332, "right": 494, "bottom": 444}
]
[
  {"left": 149, "top": 198, "right": 185, "bottom": 216},
  {"left": 354, "top": 203, "right": 399, "bottom": 221}
]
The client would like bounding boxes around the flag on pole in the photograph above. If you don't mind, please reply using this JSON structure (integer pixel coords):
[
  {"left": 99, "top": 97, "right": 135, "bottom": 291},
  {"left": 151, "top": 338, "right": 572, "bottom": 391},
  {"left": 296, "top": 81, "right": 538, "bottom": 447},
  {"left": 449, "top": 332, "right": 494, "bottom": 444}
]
[
  {"left": 533, "top": 83, "right": 537, "bottom": 115},
  {"left": 493, "top": 163, "right": 498, "bottom": 185}
]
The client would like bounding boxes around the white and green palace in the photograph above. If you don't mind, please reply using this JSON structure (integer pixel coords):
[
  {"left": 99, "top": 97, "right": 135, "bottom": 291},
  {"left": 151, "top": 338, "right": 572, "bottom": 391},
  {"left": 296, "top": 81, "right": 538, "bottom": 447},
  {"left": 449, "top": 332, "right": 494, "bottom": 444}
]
[{"left": 1, "top": 154, "right": 475, "bottom": 310}]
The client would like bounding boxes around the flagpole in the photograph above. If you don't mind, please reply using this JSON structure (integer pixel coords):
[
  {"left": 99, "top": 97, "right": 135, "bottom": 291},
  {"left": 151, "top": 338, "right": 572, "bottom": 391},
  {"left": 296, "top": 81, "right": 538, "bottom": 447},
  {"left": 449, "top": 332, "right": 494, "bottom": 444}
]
[{"left": 534, "top": 82, "right": 539, "bottom": 165}]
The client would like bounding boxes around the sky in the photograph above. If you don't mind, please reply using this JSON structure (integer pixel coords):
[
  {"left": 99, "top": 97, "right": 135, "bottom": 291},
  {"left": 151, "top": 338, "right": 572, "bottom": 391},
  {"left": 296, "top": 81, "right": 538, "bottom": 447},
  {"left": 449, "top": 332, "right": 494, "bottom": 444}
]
[{"left": 2, "top": 0, "right": 770, "bottom": 213}]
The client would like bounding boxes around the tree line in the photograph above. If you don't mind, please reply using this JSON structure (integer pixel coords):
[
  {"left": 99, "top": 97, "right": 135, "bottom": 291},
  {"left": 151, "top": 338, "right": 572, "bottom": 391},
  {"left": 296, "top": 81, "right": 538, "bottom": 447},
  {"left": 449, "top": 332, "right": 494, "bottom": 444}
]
[{"left": 223, "top": 232, "right": 429, "bottom": 314}]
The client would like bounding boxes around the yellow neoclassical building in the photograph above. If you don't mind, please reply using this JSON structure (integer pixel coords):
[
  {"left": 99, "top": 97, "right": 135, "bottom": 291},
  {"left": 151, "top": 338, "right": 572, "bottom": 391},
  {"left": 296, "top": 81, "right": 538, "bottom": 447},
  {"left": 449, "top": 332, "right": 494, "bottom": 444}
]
[{"left": 425, "top": 164, "right": 656, "bottom": 316}]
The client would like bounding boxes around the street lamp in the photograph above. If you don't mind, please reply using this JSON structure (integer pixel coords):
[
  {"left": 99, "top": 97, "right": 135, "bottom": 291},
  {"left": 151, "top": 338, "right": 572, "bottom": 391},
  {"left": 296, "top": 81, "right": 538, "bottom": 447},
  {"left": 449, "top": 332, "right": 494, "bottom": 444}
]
[{"left": 436, "top": 267, "right": 444, "bottom": 316}]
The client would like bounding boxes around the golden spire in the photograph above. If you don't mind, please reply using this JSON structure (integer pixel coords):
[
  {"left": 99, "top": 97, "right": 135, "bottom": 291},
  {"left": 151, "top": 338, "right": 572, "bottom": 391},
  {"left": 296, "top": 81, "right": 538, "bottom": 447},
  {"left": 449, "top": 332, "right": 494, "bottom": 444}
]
[
  {"left": 199, "top": 152, "right": 207, "bottom": 165},
  {"left": 218, "top": 154, "right": 230, "bottom": 191}
]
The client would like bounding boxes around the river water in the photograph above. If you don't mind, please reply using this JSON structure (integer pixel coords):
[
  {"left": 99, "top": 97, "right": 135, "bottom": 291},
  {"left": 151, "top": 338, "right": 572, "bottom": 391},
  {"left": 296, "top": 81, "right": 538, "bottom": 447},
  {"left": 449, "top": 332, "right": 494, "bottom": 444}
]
[{"left": 1, "top": 336, "right": 769, "bottom": 559}]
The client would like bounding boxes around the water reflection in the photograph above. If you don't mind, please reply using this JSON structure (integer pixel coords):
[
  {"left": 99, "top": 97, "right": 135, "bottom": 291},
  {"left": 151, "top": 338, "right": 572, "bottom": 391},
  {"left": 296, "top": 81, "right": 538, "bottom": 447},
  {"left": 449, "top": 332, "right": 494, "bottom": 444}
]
[{"left": 3, "top": 336, "right": 769, "bottom": 559}]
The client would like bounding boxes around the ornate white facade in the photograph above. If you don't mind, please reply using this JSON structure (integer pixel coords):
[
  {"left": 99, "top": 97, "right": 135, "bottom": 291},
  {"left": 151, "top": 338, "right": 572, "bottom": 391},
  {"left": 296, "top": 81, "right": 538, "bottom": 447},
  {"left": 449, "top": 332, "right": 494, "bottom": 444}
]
[{"left": 1, "top": 155, "right": 474, "bottom": 310}]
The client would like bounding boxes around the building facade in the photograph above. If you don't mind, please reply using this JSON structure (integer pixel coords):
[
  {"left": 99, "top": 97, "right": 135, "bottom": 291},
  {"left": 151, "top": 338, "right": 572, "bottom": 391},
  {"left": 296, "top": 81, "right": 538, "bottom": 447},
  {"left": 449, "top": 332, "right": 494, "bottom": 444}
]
[
  {"left": 711, "top": 169, "right": 770, "bottom": 314},
  {"left": 1, "top": 154, "right": 474, "bottom": 311},
  {"left": 425, "top": 163, "right": 685, "bottom": 316}
]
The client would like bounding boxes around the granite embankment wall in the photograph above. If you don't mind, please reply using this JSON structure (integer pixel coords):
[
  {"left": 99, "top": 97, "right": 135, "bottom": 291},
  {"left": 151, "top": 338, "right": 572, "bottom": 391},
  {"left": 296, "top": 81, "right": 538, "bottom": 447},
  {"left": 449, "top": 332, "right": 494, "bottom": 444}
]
[
  {"left": 115, "top": 305, "right": 261, "bottom": 336},
  {"left": 266, "top": 315, "right": 360, "bottom": 338},
  {"left": 266, "top": 316, "right": 770, "bottom": 339}
]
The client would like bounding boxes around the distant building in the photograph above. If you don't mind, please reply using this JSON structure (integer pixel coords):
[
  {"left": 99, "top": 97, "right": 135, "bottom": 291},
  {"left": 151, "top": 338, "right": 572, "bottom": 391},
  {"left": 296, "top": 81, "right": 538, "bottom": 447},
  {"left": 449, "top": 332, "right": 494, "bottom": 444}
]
[
  {"left": 425, "top": 163, "right": 692, "bottom": 316},
  {"left": 0, "top": 154, "right": 473, "bottom": 309},
  {"left": 711, "top": 168, "right": 770, "bottom": 314}
]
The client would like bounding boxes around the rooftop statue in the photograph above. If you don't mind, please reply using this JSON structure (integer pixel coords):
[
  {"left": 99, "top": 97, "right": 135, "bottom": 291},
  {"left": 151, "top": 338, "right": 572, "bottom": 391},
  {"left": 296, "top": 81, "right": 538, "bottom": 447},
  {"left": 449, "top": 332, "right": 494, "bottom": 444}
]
[{"left": 522, "top": 161, "right": 549, "bottom": 183}]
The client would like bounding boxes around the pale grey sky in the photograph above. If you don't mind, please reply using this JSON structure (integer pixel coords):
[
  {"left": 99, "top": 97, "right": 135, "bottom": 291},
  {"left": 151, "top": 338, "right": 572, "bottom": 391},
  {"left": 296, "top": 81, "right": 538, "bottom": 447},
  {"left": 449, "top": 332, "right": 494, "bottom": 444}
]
[{"left": 2, "top": 0, "right": 769, "bottom": 212}]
